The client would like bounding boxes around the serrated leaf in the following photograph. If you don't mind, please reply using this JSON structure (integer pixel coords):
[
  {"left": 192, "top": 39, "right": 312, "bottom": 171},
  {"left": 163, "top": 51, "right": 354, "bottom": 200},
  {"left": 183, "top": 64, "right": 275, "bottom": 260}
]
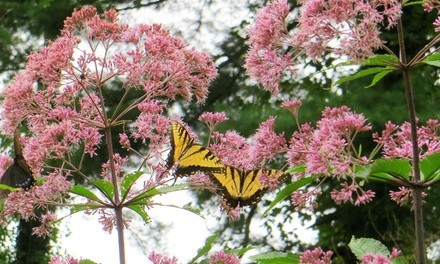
[
  {"left": 121, "top": 171, "right": 143, "bottom": 196},
  {"left": 349, "top": 237, "right": 389, "bottom": 260},
  {"left": 264, "top": 176, "right": 316, "bottom": 215},
  {"left": 127, "top": 204, "right": 150, "bottom": 223},
  {"left": 365, "top": 69, "right": 393, "bottom": 88},
  {"left": 189, "top": 233, "right": 219, "bottom": 264},
  {"left": 251, "top": 251, "right": 299, "bottom": 264},
  {"left": 363, "top": 54, "right": 399, "bottom": 67},
  {"left": 69, "top": 185, "right": 102, "bottom": 203},
  {"left": 420, "top": 152, "right": 440, "bottom": 182},
  {"left": 93, "top": 180, "right": 114, "bottom": 199},
  {"left": 333, "top": 67, "right": 390, "bottom": 87}
]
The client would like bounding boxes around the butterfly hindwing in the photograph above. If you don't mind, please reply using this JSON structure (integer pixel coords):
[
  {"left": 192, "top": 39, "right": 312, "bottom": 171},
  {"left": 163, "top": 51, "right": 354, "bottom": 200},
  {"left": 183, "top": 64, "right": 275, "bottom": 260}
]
[
  {"left": 210, "top": 167, "right": 284, "bottom": 207},
  {"left": 1, "top": 156, "right": 35, "bottom": 189},
  {"left": 167, "top": 121, "right": 224, "bottom": 177}
]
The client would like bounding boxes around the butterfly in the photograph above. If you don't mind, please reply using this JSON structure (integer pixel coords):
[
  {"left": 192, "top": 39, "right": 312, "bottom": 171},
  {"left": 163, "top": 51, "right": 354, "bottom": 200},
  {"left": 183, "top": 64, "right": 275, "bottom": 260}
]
[
  {"left": 0, "top": 129, "right": 35, "bottom": 189},
  {"left": 167, "top": 121, "right": 225, "bottom": 177},
  {"left": 209, "top": 166, "right": 285, "bottom": 208}
]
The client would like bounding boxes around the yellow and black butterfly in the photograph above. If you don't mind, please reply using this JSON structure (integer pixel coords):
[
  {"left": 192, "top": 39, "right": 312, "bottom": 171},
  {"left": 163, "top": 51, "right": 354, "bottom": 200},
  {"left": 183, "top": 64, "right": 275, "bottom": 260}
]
[
  {"left": 1, "top": 129, "right": 35, "bottom": 189},
  {"left": 167, "top": 121, "right": 224, "bottom": 177},
  {"left": 209, "top": 166, "right": 285, "bottom": 208}
]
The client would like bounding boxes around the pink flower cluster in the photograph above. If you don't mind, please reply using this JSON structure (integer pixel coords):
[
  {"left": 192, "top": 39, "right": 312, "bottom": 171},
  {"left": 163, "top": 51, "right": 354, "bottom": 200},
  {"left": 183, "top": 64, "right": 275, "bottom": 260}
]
[
  {"left": 148, "top": 251, "right": 178, "bottom": 264},
  {"left": 0, "top": 6, "right": 217, "bottom": 232},
  {"left": 288, "top": 106, "right": 371, "bottom": 177},
  {"left": 209, "top": 117, "right": 287, "bottom": 171},
  {"left": 245, "top": 0, "right": 402, "bottom": 93},
  {"left": 360, "top": 248, "right": 400, "bottom": 264},
  {"left": 300, "top": 247, "right": 333, "bottom": 264},
  {"left": 209, "top": 251, "right": 240, "bottom": 264},
  {"left": 49, "top": 256, "right": 80, "bottom": 264},
  {"left": 287, "top": 105, "right": 373, "bottom": 207},
  {"left": 373, "top": 119, "right": 440, "bottom": 160}
]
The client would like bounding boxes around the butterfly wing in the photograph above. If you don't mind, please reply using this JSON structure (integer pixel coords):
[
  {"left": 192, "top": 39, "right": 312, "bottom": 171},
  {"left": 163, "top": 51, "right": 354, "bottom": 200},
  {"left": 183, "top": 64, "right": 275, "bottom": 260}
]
[
  {"left": 167, "top": 121, "right": 224, "bottom": 177},
  {"left": 211, "top": 167, "right": 284, "bottom": 207},
  {"left": 1, "top": 156, "right": 35, "bottom": 189},
  {"left": 167, "top": 121, "right": 194, "bottom": 169}
]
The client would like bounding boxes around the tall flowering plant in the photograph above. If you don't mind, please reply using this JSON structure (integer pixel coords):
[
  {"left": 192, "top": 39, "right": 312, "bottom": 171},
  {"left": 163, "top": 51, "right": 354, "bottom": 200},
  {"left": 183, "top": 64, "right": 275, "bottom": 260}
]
[
  {"left": 0, "top": 6, "right": 218, "bottom": 264},
  {"left": 243, "top": 0, "right": 440, "bottom": 263}
]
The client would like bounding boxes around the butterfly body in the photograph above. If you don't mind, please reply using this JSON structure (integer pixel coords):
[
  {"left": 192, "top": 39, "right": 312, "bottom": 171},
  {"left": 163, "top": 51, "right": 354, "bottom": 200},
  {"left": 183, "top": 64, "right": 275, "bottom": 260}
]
[{"left": 167, "top": 121, "right": 224, "bottom": 177}]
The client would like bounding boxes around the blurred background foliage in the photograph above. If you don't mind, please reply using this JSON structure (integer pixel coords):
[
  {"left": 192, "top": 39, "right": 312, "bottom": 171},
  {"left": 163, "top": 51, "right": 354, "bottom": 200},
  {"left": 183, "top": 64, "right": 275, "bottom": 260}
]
[{"left": 1, "top": 0, "right": 440, "bottom": 262}]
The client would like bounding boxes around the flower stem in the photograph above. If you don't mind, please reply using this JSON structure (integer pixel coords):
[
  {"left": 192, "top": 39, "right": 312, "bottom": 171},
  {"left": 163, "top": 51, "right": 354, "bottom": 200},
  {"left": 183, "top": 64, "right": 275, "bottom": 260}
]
[
  {"left": 397, "top": 18, "right": 426, "bottom": 264},
  {"left": 104, "top": 127, "right": 126, "bottom": 264}
]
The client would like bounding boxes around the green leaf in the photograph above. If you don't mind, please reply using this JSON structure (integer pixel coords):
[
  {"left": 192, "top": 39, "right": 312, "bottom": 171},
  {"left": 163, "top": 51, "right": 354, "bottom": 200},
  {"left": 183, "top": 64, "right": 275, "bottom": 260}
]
[
  {"left": 70, "top": 204, "right": 101, "bottom": 214},
  {"left": 392, "top": 256, "right": 409, "bottom": 264},
  {"left": 251, "top": 251, "right": 299, "bottom": 264},
  {"left": 79, "top": 260, "right": 98, "bottom": 264},
  {"left": 69, "top": 185, "right": 102, "bottom": 203},
  {"left": 421, "top": 53, "right": 440, "bottom": 67},
  {"left": 0, "top": 184, "right": 18, "bottom": 192},
  {"left": 333, "top": 67, "right": 391, "bottom": 87},
  {"left": 420, "top": 152, "right": 440, "bottom": 182},
  {"left": 132, "top": 183, "right": 189, "bottom": 202},
  {"left": 189, "top": 233, "right": 219, "bottom": 264},
  {"left": 365, "top": 69, "right": 393, "bottom": 88},
  {"left": 264, "top": 176, "right": 316, "bottom": 215},
  {"left": 349, "top": 237, "right": 389, "bottom": 260},
  {"left": 285, "top": 165, "right": 306, "bottom": 174},
  {"left": 127, "top": 204, "right": 150, "bottom": 224},
  {"left": 121, "top": 171, "right": 143, "bottom": 196},
  {"left": 93, "top": 179, "right": 114, "bottom": 199},
  {"left": 356, "top": 159, "right": 411, "bottom": 183},
  {"left": 363, "top": 54, "right": 399, "bottom": 67}
]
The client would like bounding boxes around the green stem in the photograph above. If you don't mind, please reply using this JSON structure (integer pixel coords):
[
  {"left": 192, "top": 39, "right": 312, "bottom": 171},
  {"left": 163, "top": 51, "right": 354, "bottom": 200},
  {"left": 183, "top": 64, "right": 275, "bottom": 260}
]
[{"left": 397, "top": 18, "right": 426, "bottom": 263}]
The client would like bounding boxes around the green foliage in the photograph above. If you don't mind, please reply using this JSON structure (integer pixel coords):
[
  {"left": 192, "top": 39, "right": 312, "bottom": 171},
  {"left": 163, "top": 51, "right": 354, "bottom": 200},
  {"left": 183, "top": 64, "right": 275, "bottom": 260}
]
[
  {"left": 349, "top": 237, "right": 390, "bottom": 259},
  {"left": 189, "top": 233, "right": 219, "bottom": 263},
  {"left": 250, "top": 251, "right": 299, "bottom": 264}
]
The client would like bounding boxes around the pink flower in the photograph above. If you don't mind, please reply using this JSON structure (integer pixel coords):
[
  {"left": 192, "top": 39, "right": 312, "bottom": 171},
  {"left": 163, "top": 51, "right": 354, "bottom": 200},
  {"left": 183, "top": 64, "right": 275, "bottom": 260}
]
[
  {"left": 209, "top": 251, "right": 240, "bottom": 264},
  {"left": 373, "top": 119, "right": 440, "bottom": 160},
  {"left": 250, "top": 117, "right": 287, "bottom": 166},
  {"left": 198, "top": 112, "right": 229, "bottom": 130},
  {"left": 361, "top": 253, "right": 391, "bottom": 264},
  {"left": 148, "top": 251, "right": 179, "bottom": 264},
  {"left": 119, "top": 133, "right": 131, "bottom": 149},
  {"left": 300, "top": 247, "right": 333, "bottom": 264},
  {"left": 291, "top": 188, "right": 321, "bottom": 211},
  {"left": 189, "top": 171, "right": 216, "bottom": 192},
  {"left": 101, "top": 154, "right": 129, "bottom": 180},
  {"left": 389, "top": 187, "right": 411, "bottom": 206},
  {"left": 282, "top": 99, "right": 302, "bottom": 118},
  {"left": 32, "top": 211, "right": 57, "bottom": 237},
  {"left": 49, "top": 256, "right": 80, "bottom": 264},
  {"left": 330, "top": 182, "right": 375, "bottom": 206}
]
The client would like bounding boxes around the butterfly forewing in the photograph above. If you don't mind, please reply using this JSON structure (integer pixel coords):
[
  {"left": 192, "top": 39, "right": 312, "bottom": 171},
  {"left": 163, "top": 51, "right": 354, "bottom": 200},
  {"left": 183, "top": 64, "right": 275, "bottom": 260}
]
[{"left": 167, "top": 121, "right": 225, "bottom": 178}]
